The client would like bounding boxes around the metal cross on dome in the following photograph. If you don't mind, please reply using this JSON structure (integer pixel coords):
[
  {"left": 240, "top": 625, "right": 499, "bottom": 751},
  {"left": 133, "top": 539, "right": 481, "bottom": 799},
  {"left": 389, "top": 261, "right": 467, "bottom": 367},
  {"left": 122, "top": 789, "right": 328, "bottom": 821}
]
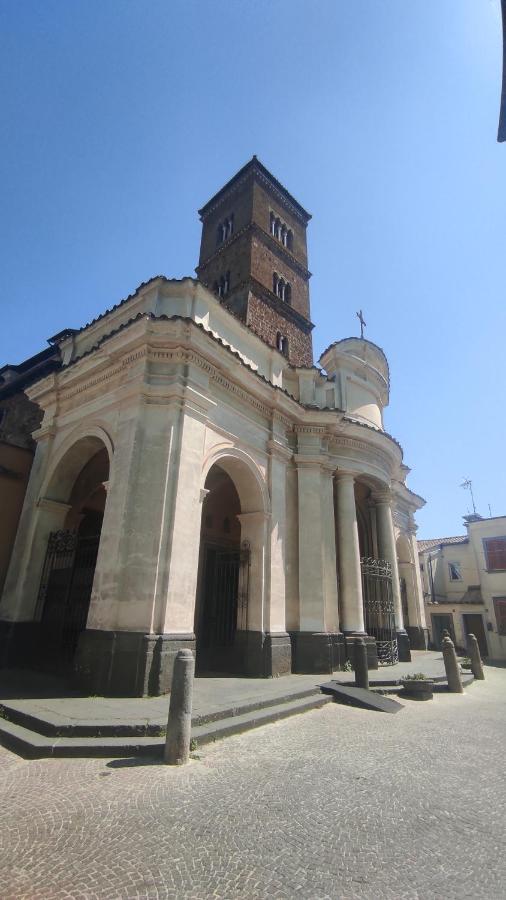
[{"left": 356, "top": 309, "right": 366, "bottom": 339}]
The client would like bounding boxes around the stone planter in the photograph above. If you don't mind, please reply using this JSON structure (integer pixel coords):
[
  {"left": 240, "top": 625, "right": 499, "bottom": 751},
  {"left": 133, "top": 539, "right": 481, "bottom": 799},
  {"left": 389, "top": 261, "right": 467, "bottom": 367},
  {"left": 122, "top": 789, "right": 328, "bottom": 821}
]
[{"left": 401, "top": 679, "right": 434, "bottom": 701}]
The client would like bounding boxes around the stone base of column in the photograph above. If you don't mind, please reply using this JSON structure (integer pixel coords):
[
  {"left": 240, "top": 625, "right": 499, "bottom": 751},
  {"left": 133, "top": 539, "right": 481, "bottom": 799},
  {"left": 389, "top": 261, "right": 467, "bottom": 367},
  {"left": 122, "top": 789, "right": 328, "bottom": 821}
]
[
  {"left": 344, "top": 633, "right": 379, "bottom": 670},
  {"left": 406, "top": 626, "right": 429, "bottom": 651},
  {"left": 232, "top": 631, "right": 292, "bottom": 677},
  {"left": 290, "top": 632, "right": 345, "bottom": 674},
  {"left": 0, "top": 620, "right": 41, "bottom": 668},
  {"left": 397, "top": 630, "right": 412, "bottom": 662},
  {"left": 73, "top": 630, "right": 196, "bottom": 697}
]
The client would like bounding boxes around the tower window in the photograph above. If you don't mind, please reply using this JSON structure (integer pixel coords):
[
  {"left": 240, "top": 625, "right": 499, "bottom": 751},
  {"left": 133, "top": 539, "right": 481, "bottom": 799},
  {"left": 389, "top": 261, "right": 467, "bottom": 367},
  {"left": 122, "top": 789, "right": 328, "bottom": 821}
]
[
  {"left": 276, "top": 332, "right": 289, "bottom": 357},
  {"left": 216, "top": 214, "right": 234, "bottom": 246},
  {"left": 273, "top": 272, "right": 291, "bottom": 303},
  {"left": 215, "top": 271, "right": 230, "bottom": 299},
  {"left": 270, "top": 211, "right": 293, "bottom": 250}
]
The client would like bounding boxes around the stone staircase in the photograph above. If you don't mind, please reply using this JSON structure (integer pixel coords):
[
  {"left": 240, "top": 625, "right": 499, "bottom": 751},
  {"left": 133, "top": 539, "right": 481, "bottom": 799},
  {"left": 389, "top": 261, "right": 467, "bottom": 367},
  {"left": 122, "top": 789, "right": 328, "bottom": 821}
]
[{"left": 0, "top": 687, "right": 331, "bottom": 759}]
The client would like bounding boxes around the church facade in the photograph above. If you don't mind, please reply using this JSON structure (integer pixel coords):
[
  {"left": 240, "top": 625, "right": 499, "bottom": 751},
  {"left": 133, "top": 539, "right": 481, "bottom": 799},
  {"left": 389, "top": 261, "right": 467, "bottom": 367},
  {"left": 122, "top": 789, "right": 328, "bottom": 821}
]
[{"left": 0, "top": 158, "right": 428, "bottom": 695}]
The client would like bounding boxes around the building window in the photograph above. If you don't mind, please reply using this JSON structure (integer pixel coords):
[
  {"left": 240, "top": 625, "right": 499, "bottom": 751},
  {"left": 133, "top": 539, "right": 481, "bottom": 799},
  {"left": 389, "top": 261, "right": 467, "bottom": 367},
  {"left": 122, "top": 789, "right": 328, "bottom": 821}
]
[
  {"left": 216, "top": 214, "right": 234, "bottom": 246},
  {"left": 448, "top": 562, "right": 462, "bottom": 581},
  {"left": 483, "top": 537, "right": 506, "bottom": 572},
  {"left": 276, "top": 332, "right": 289, "bottom": 357},
  {"left": 493, "top": 597, "right": 506, "bottom": 635},
  {"left": 213, "top": 271, "right": 230, "bottom": 299},
  {"left": 270, "top": 212, "right": 293, "bottom": 250},
  {"left": 272, "top": 272, "right": 291, "bottom": 302}
]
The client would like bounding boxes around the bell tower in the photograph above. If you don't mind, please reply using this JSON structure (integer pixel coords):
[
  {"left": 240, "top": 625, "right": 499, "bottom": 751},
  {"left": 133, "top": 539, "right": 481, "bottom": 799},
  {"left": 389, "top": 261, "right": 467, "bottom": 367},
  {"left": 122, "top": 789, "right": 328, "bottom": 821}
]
[{"left": 196, "top": 157, "right": 314, "bottom": 367}]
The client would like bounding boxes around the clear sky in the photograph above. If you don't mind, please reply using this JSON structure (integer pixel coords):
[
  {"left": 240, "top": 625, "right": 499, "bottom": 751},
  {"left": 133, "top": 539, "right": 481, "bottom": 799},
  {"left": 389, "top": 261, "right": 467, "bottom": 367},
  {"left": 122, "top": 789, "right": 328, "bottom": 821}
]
[{"left": 1, "top": 0, "right": 504, "bottom": 538}]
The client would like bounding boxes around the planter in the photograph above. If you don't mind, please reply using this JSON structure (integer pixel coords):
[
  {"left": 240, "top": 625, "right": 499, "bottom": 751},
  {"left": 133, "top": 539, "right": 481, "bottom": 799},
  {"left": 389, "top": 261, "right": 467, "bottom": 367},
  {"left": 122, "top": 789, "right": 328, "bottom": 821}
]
[{"left": 401, "top": 679, "right": 434, "bottom": 701}]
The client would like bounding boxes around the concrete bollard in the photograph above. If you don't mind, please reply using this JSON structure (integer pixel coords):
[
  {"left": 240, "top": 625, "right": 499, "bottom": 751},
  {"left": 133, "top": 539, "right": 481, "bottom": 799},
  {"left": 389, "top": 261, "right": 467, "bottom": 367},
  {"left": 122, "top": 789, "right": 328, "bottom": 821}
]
[
  {"left": 354, "top": 638, "right": 369, "bottom": 690},
  {"left": 442, "top": 636, "right": 464, "bottom": 693},
  {"left": 467, "top": 634, "right": 485, "bottom": 680},
  {"left": 164, "top": 649, "right": 195, "bottom": 765}
]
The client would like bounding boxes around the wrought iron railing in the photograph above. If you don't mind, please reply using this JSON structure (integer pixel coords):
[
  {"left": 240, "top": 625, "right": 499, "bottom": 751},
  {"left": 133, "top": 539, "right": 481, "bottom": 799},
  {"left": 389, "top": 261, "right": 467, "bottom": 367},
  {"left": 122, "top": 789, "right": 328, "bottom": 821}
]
[{"left": 361, "top": 556, "right": 398, "bottom": 665}]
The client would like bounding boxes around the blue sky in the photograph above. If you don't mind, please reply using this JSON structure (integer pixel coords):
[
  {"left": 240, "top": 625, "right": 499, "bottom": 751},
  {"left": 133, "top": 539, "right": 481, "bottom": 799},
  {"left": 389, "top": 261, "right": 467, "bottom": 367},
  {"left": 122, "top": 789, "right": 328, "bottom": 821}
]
[{"left": 1, "top": 0, "right": 504, "bottom": 537}]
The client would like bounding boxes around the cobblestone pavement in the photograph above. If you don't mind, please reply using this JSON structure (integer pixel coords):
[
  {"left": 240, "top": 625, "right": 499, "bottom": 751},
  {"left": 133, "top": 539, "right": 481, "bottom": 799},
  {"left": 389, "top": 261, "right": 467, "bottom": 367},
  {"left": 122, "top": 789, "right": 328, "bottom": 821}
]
[{"left": 0, "top": 668, "right": 505, "bottom": 900}]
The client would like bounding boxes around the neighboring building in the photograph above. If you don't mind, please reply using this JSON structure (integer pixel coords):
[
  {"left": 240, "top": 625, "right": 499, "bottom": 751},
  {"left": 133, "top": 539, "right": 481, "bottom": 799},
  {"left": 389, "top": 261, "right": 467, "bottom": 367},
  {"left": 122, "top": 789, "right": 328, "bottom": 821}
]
[
  {"left": 419, "top": 516, "right": 506, "bottom": 661},
  {"left": 0, "top": 158, "right": 428, "bottom": 696}
]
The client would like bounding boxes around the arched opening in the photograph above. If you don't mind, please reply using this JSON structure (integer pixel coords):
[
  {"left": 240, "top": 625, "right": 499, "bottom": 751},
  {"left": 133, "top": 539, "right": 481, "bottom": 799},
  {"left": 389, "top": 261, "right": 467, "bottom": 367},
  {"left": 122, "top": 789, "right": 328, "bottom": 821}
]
[
  {"left": 194, "top": 455, "right": 267, "bottom": 676},
  {"left": 35, "top": 438, "right": 110, "bottom": 668}
]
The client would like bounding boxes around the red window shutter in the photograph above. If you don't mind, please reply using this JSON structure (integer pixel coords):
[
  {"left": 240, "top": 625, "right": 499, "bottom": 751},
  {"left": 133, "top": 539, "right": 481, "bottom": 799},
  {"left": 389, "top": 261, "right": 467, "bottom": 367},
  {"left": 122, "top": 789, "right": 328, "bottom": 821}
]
[{"left": 485, "top": 538, "right": 506, "bottom": 571}]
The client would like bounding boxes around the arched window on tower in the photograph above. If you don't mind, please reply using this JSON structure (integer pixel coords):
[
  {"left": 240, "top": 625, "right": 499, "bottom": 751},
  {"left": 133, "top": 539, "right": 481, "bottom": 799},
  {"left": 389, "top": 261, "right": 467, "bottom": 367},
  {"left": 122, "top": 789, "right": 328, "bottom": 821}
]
[
  {"left": 270, "top": 212, "right": 276, "bottom": 236},
  {"left": 286, "top": 230, "right": 293, "bottom": 251},
  {"left": 276, "top": 332, "right": 289, "bottom": 357},
  {"left": 284, "top": 282, "right": 291, "bottom": 304},
  {"left": 273, "top": 272, "right": 279, "bottom": 295}
]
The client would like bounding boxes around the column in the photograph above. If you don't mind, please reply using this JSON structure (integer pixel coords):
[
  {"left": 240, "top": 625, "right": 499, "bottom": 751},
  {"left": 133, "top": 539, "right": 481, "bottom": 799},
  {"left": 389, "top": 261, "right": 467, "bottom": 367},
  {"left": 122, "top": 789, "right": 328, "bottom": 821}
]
[
  {"left": 373, "top": 491, "right": 404, "bottom": 629},
  {"left": 264, "top": 439, "right": 292, "bottom": 676},
  {"left": 374, "top": 489, "right": 411, "bottom": 661},
  {"left": 335, "top": 472, "right": 365, "bottom": 633},
  {"left": 294, "top": 444, "right": 340, "bottom": 673}
]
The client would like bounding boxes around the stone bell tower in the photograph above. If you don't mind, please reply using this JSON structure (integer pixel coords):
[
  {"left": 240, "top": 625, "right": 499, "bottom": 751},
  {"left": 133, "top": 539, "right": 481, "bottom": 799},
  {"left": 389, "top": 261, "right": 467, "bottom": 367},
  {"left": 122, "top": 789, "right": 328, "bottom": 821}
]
[{"left": 196, "top": 156, "right": 314, "bottom": 367}]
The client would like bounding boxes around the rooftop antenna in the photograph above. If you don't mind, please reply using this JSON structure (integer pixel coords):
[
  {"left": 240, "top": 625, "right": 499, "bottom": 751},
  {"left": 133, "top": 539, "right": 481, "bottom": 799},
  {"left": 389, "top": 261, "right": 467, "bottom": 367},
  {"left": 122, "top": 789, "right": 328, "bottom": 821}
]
[
  {"left": 488, "top": 503, "right": 492, "bottom": 518},
  {"left": 460, "top": 478, "right": 477, "bottom": 515}
]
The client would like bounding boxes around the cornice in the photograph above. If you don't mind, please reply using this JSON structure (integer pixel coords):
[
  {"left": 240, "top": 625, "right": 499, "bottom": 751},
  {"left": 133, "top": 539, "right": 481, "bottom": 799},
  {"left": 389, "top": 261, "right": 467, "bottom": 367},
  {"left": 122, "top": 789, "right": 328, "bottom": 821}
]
[
  {"left": 247, "top": 277, "right": 314, "bottom": 333},
  {"left": 196, "top": 221, "right": 311, "bottom": 281},
  {"left": 326, "top": 434, "right": 394, "bottom": 475},
  {"left": 198, "top": 159, "right": 311, "bottom": 225},
  {"left": 267, "top": 439, "right": 292, "bottom": 462}
]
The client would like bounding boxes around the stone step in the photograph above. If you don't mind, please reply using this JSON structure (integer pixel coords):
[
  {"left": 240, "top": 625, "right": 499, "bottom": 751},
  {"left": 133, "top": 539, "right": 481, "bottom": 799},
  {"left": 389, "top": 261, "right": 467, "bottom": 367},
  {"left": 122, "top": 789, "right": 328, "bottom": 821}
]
[
  {"left": 0, "top": 693, "right": 332, "bottom": 759},
  {"left": 0, "top": 687, "right": 323, "bottom": 739}
]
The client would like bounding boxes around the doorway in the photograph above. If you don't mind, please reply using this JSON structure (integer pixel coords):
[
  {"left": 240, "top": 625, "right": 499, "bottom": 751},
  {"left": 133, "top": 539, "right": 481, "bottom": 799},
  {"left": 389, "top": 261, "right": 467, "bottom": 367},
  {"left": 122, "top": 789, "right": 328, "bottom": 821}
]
[
  {"left": 431, "top": 613, "right": 455, "bottom": 650},
  {"left": 195, "top": 465, "right": 248, "bottom": 674},
  {"left": 35, "top": 447, "right": 108, "bottom": 669},
  {"left": 462, "top": 613, "right": 488, "bottom": 658}
]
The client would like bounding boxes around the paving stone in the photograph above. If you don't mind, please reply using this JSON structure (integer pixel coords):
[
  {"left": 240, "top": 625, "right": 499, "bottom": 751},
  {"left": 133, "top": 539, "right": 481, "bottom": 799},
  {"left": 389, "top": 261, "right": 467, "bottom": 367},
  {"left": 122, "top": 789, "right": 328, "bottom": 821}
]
[{"left": 0, "top": 666, "right": 504, "bottom": 899}]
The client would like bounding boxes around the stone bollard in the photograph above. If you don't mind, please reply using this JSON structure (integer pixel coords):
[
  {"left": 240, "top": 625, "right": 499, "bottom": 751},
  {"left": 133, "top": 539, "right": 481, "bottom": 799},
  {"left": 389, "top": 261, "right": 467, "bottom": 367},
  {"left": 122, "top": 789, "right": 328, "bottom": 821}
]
[
  {"left": 354, "top": 638, "right": 369, "bottom": 690},
  {"left": 442, "top": 636, "right": 464, "bottom": 693},
  {"left": 164, "top": 649, "right": 195, "bottom": 765},
  {"left": 467, "top": 634, "right": 485, "bottom": 680}
]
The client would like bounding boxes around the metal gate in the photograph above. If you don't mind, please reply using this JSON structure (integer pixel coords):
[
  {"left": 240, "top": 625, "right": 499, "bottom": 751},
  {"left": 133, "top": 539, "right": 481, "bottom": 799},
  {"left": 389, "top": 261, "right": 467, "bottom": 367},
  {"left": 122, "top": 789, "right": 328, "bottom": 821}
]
[
  {"left": 361, "top": 557, "right": 398, "bottom": 665},
  {"left": 199, "top": 540, "right": 250, "bottom": 654},
  {"left": 35, "top": 529, "right": 100, "bottom": 662}
]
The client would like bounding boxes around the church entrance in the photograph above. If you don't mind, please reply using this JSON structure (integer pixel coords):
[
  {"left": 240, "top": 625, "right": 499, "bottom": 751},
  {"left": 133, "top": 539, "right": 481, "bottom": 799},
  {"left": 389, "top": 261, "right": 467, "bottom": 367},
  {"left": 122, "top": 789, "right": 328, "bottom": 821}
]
[
  {"left": 34, "top": 445, "right": 109, "bottom": 670},
  {"left": 195, "top": 464, "right": 250, "bottom": 675}
]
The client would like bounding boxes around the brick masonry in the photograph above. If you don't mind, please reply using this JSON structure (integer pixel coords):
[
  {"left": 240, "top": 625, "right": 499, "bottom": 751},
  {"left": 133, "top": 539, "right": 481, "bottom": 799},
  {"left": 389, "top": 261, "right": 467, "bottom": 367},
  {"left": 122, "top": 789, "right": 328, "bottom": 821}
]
[{"left": 197, "top": 159, "right": 314, "bottom": 367}]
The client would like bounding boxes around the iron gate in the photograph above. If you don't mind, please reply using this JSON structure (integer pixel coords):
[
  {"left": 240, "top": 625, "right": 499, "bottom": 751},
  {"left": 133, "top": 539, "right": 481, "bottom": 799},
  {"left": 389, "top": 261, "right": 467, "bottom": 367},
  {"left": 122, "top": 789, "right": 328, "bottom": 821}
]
[
  {"left": 35, "top": 529, "right": 100, "bottom": 662},
  {"left": 361, "top": 557, "right": 398, "bottom": 665},
  {"left": 200, "top": 541, "right": 250, "bottom": 651}
]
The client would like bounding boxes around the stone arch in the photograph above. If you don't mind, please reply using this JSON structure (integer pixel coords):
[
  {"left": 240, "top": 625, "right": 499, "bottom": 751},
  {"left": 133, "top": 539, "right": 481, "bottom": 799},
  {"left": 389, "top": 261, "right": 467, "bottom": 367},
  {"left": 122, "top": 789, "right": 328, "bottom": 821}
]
[
  {"left": 201, "top": 445, "right": 270, "bottom": 516},
  {"left": 22, "top": 426, "right": 115, "bottom": 665},
  {"left": 41, "top": 423, "right": 114, "bottom": 504},
  {"left": 196, "top": 446, "right": 270, "bottom": 675}
]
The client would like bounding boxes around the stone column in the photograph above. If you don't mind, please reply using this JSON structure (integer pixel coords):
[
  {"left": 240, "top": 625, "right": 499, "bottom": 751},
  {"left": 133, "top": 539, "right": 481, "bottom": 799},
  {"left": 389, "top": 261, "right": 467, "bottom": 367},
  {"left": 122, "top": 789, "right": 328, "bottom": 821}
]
[
  {"left": 398, "top": 523, "right": 428, "bottom": 650},
  {"left": 264, "top": 437, "right": 292, "bottom": 676},
  {"left": 236, "top": 511, "right": 270, "bottom": 676},
  {"left": 335, "top": 472, "right": 365, "bottom": 634},
  {"left": 373, "top": 490, "right": 411, "bottom": 661},
  {"left": 293, "top": 434, "right": 341, "bottom": 673}
]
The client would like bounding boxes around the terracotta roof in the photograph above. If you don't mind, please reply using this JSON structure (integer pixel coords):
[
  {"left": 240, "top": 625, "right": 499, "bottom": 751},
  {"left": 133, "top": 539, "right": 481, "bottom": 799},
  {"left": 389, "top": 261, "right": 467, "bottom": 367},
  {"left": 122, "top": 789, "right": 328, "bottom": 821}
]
[{"left": 418, "top": 536, "right": 468, "bottom": 552}]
